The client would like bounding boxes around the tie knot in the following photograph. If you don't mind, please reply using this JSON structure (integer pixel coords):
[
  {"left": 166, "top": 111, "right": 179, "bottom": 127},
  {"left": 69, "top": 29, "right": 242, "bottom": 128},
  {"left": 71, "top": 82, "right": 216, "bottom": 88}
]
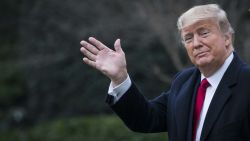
[{"left": 201, "top": 78, "right": 210, "bottom": 89}]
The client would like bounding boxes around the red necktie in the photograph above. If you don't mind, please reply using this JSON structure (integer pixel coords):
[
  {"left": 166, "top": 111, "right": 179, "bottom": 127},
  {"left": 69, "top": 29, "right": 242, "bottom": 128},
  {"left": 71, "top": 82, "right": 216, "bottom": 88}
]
[{"left": 193, "top": 78, "right": 210, "bottom": 141}]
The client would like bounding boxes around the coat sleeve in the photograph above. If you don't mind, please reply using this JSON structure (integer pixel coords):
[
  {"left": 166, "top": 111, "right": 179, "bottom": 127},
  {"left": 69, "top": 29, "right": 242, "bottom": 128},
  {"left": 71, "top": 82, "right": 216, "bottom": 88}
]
[{"left": 107, "top": 82, "right": 169, "bottom": 133}]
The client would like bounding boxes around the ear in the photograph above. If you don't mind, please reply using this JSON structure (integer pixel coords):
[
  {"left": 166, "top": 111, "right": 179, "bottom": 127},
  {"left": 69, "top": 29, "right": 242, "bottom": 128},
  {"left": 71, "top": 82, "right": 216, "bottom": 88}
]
[{"left": 224, "top": 33, "right": 232, "bottom": 47}]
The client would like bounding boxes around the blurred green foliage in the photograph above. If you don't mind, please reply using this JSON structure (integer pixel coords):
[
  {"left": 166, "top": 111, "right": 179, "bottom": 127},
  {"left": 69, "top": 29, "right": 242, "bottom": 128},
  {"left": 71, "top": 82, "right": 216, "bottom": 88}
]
[
  {"left": 0, "top": 115, "right": 167, "bottom": 141},
  {"left": 0, "top": 63, "right": 24, "bottom": 107},
  {"left": 1, "top": 0, "right": 249, "bottom": 140}
]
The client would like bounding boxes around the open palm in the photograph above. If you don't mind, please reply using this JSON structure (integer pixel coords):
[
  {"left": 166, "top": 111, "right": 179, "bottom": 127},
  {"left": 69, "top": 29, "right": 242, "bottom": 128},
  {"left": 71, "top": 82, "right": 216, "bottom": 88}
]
[{"left": 80, "top": 37, "right": 128, "bottom": 86}]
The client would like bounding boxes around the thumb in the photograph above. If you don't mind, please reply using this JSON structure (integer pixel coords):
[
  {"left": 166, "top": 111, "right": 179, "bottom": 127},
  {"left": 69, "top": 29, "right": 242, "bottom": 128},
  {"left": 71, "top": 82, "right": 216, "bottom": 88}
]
[{"left": 114, "top": 39, "right": 122, "bottom": 53}]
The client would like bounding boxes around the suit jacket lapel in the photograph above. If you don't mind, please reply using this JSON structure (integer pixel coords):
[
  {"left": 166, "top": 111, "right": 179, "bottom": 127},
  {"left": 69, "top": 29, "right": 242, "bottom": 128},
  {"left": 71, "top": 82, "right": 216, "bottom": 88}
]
[
  {"left": 200, "top": 83, "right": 232, "bottom": 141},
  {"left": 200, "top": 53, "right": 243, "bottom": 141},
  {"left": 175, "top": 68, "right": 200, "bottom": 141}
]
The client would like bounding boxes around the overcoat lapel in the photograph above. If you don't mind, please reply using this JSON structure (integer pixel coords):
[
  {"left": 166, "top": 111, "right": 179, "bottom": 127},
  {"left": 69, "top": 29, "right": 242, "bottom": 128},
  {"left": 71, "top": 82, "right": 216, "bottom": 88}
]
[{"left": 175, "top": 69, "right": 200, "bottom": 141}]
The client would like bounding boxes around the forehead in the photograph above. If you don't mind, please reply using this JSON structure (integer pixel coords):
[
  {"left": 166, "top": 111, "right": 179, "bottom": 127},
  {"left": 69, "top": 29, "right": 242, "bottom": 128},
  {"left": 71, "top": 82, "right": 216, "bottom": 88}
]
[{"left": 181, "top": 19, "right": 219, "bottom": 35}]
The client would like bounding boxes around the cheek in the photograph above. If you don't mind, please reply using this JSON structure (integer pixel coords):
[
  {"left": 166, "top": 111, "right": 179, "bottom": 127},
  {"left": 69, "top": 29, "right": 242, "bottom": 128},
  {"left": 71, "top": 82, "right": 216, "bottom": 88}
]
[
  {"left": 185, "top": 47, "right": 195, "bottom": 61},
  {"left": 211, "top": 42, "right": 226, "bottom": 56},
  {"left": 186, "top": 47, "right": 193, "bottom": 56}
]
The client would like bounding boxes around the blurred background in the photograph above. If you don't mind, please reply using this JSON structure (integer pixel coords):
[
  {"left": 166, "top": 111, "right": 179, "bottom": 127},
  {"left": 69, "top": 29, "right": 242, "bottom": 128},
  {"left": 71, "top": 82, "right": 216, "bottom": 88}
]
[{"left": 1, "top": 0, "right": 249, "bottom": 140}]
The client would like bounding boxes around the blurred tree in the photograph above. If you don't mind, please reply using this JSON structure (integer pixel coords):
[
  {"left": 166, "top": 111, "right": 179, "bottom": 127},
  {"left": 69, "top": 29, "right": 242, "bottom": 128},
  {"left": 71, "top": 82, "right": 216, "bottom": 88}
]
[
  {"left": 0, "top": 0, "right": 28, "bottom": 130},
  {"left": 136, "top": 0, "right": 250, "bottom": 83},
  {"left": 0, "top": 0, "right": 249, "bottom": 128}
]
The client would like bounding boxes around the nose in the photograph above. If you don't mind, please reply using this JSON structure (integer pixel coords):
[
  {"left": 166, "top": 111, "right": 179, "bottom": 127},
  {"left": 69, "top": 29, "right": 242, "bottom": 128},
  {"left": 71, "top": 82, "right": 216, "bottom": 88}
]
[{"left": 193, "top": 34, "right": 202, "bottom": 48}]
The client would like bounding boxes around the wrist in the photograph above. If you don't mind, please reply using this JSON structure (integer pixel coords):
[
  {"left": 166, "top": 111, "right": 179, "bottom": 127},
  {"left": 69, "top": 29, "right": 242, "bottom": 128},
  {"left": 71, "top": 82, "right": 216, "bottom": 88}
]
[{"left": 111, "top": 71, "right": 128, "bottom": 87}]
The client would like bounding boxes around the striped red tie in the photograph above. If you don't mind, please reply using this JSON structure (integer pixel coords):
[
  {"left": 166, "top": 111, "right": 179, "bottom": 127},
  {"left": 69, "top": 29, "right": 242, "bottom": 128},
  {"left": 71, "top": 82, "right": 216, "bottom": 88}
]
[{"left": 193, "top": 78, "right": 210, "bottom": 141}]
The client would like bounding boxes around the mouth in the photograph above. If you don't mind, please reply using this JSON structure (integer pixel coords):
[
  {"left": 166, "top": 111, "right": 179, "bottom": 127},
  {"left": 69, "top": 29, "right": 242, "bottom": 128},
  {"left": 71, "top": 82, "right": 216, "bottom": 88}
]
[{"left": 195, "top": 51, "right": 208, "bottom": 58}]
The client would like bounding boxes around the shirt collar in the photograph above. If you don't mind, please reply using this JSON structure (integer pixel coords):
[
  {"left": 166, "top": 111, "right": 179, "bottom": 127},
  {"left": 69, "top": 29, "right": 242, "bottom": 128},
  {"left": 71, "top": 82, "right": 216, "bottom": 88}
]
[{"left": 201, "top": 52, "right": 234, "bottom": 88}]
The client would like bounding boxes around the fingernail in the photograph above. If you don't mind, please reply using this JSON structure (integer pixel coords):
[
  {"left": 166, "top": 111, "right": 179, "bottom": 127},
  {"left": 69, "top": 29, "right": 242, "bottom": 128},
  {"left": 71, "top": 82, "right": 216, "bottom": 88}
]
[
  {"left": 80, "top": 41, "right": 85, "bottom": 44},
  {"left": 80, "top": 47, "right": 85, "bottom": 52}
]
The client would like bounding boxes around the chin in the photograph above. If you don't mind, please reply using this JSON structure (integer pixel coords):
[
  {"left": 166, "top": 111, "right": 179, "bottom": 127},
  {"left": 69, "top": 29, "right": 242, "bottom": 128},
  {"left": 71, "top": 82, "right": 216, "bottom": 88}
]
[{"left": 195, "top": 59, "right": 211, "bottom": 67}]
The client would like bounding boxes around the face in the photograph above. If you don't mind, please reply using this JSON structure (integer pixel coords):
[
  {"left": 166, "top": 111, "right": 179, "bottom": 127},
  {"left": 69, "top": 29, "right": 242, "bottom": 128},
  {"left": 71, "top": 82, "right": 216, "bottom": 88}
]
[{"left": 181, "top": 19, "right": 232, "bottom": 70}]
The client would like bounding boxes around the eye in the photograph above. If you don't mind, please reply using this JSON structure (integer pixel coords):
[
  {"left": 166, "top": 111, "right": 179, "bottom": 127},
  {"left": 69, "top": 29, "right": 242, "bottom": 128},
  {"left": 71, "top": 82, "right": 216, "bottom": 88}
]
[
  {"left": 199, "top": 29, "right": 210, "bottom": 37},
  {"left": 183, "top": 34, "right": 193, "bottom": 44}
]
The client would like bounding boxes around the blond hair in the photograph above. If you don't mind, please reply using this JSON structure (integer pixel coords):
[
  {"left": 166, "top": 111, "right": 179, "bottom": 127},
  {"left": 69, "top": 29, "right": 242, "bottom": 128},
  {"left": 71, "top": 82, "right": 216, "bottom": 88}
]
[{"left": 177, "top": 4, "right": 234, "bottom": 35}]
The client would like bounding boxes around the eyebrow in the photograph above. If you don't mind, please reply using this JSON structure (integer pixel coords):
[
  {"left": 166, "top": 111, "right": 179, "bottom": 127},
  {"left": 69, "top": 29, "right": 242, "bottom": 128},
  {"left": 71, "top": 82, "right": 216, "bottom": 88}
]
[
  {"left": 183, "top": 26, "right": 211, "bottom": 34},
  {"left": 197, "top": 27, "right": 210, "bottom": 32},
  {"left": 183, "top": 33, "right": 193, "bottom": 38}
]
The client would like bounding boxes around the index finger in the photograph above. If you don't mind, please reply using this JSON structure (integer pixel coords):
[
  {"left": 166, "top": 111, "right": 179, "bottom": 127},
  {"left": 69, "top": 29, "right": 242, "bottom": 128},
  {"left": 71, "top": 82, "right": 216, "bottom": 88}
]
[
  {"left": 88, "top": 37, "right": 106, "bottom": 50},
  {"left": 80, "top": 40, "right": 99, "bottom": 55}
]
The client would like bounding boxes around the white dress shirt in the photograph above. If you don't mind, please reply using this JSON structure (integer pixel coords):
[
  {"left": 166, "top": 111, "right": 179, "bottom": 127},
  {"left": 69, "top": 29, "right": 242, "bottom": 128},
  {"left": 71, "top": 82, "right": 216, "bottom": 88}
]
[
  {"left": 108, "top": 75, "right": 131, "bottom": 104},
  {"left": 195, "top": 53, "right": 233, "bottom": 141},
  {"left": 108, "top": 53, "right": 234, "bottom": 141}
]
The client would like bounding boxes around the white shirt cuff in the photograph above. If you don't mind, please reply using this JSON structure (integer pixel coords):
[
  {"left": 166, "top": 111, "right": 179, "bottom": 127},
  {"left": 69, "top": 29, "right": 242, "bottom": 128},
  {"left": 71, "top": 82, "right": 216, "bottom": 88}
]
[{"left": 108, "top": 75, "right": 132, "bottom": 103}]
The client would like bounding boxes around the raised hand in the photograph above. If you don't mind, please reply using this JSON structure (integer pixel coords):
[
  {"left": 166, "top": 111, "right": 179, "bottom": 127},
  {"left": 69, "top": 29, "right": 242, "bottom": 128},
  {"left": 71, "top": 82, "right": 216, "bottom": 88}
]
[{"left": 80, "top": 37, "right": 128, "bottom": 86}]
